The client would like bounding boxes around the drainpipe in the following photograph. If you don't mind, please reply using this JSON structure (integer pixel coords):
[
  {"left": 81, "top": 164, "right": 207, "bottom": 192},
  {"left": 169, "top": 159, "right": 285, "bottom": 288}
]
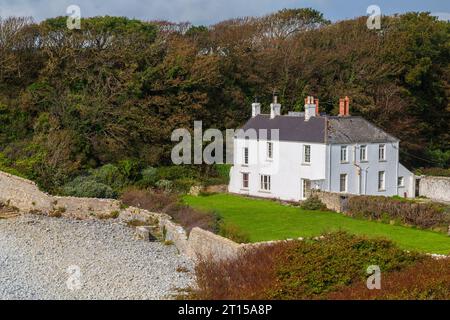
[{"left": 353, "top": 145, "right": 361, "bottom": 195}]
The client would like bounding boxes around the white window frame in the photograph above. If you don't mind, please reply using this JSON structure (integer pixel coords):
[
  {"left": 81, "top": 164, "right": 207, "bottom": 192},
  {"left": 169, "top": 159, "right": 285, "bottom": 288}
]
[
  {"left": 242, "top": 172, "right": 249, "bottom": 189},
  {"left": 260, "top": 175, "right": 271, "bottom": 192},
  {"left": 379, "top": 144, "right": 386, "bottom": 161},
  {"left": 267, "top": 142, "right": 273, "bottom": 160},
  {"left": 339, "top": 174, "right": 347, "bottom": 192},
  {"left": 360, "top": 145, "right": 367, "bottom": 162},
  {"left": 340, "top": 146, "right": 348, "bottom": 163},
  {"left": 398, "top": 176, "right": 404, "bottom": 187},
  {"left": 303, "top": 145, "right": 311, "bottom": 164},
  {"left": 378, "top": 171, "right": 386, "bottom": 191},
  {"left": 243, "top": 147, "right": 249, "bottom": 165}
]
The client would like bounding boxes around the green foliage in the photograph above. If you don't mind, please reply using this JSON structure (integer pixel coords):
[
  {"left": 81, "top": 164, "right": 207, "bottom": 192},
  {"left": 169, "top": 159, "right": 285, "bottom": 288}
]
[
  {"left": 155, "top": 179, "right": 174, "bottom": 193},
  {"left": 218, "top": 222, "right": 250, "bottom": 244},
  {"left": 300, "top": 196, "right": 327, "bottom": 211},
  {"left": 173, "top": 177, "right": 200, "bottom": 193},
  {"left": 0, "top": 12, "right": 448, "bottom": 192},
  {"left": 268, "top": 232, "right": 422, "bottom": 299},
  {"left": 138, "top": 166, "right": 159, "bottom": 187},
  {"left": 62, "top": 176, "right": 117, "bottom": 199},
  {"left": 90, "top": 164, "right": 128, "bottom": 191}
]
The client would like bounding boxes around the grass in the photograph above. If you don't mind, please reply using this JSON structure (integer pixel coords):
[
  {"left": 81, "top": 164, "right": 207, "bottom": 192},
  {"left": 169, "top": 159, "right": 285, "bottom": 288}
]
[{"left": 183, "top": 194, "right": 450, "bottom": 255}]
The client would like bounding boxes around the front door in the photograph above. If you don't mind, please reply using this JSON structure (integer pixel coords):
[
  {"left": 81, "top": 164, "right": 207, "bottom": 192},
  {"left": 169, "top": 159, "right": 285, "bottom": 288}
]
[{"left": 302, "top": 179, "right": 311, "bottom": 200}]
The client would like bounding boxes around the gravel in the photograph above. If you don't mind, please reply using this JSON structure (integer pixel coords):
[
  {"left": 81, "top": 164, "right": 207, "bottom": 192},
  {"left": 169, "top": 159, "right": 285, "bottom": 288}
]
[{"left": 0, "top": 214, "right": 195, "bottom": 300}]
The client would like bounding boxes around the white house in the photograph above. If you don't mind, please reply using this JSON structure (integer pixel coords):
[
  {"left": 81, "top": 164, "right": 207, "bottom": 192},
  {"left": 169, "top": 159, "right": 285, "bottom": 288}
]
[{"left": 229, "top": 96, "right": 415, "bottom": 201}]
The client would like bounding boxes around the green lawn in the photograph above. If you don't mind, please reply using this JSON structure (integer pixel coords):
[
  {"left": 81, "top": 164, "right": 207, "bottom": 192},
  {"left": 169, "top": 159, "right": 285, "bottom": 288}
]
[{"left": 183, "top": 194, "right": 450, "bottom": 255}]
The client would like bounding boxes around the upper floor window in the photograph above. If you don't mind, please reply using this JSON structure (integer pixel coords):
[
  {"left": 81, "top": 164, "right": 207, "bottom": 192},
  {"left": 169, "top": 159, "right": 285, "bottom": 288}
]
[
  {"left": 340, "top": 146, "right": 348, "bottom": 163},
  {"left": 243, "top": 147, "right": 249, "bottom": 165},
  {"left": 267, "top": 142, "right": 273, "bottom": 160},
  {"left": 378, "top": 171, "right": 386, "bottom": 191},
  {"left": 260, "top": 175, "right": 271, "bottom": 191},
  {"left": 360, "top": 145, "right": 368, "bottom": 162},
  {"left": 379, "top": 144, "right": 386, "bottom": 161},
  {"left": 398, "top": 176, "right": 404, "bottom": 187},
  {"left": 340, "top": 174, "right": 347, "bottom": 192},
  {"left": 303, "top": 145, "right": 311, "bottom": 164}
]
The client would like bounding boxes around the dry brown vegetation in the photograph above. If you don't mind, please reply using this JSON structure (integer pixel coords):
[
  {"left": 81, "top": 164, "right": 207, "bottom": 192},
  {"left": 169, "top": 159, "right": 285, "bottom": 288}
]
[
  {"left": 347, "top": 196, "right": 450, "bottom": 232},
  {"left": 188, "top": 232, "right": 446, "bottom": 300}
]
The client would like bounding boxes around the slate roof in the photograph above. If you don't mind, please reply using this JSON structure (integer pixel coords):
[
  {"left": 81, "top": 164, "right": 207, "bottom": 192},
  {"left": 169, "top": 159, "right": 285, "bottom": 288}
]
[{"left": 240, "top": 114, "right": 399, "bottom": 144}]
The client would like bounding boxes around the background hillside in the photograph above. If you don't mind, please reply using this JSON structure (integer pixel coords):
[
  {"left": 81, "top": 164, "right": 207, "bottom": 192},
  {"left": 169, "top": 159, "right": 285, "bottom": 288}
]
[{"left": 0, "top": 9, "right": 449, "bottom": 192}]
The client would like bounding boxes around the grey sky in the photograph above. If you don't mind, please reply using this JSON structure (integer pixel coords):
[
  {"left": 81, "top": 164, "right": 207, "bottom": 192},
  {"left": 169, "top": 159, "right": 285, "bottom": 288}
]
[{"left": 0, "top": 0, "right": 449, "bottom": 25}]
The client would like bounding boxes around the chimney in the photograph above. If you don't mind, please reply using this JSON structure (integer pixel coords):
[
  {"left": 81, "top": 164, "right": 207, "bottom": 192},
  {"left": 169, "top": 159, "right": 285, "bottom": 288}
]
[
  {"left": 315, "top": 98, "right": 320, "bottom": 115},
  {"left": 345, "top": 96, "right": 350, "bottom": 116},
  {"left": 339, "top": 96, "right": 350, "bottom": 116},
  {"left": 270, "top": 94, "right": 281, "bottom": 119},
  {"left": 304, "top": 96, "right": 317, "bottom": 121},
  {"left": 251, "top": 97, "right": 261, "bottom": 118}
]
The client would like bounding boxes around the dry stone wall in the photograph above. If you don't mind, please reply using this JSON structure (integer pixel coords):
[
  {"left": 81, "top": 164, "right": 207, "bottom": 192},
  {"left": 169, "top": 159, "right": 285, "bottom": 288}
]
[{"left": 419, "top": 176, "right": 450, "bottom": 203}]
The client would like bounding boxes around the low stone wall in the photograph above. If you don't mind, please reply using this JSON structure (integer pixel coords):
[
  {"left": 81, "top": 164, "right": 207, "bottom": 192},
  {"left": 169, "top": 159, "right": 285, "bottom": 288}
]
[
  {"left": 0, "top": 170, "right": 124, "bottom": 219},
  {"left": 311, "top": 190, "right": 355, "bottom": 213},
  {"left": 187, "top": 227, "right": 243, "bottom": 260},
  {"left": 419, "top": 176, "right": 450, "bottom": 203}
]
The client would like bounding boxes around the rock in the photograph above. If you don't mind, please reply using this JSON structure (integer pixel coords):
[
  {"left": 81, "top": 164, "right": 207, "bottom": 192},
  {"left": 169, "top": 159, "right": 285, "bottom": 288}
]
[{"left": 188, "top": 186, "right": 202, "bottom": 196}]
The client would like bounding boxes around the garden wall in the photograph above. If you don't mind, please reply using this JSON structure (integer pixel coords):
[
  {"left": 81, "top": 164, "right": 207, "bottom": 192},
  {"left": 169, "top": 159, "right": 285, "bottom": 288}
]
[
  {"left": 311, "top": 190, "right": 355, "bottom": 213},
  {"left": 419, "top": 176, "right": 450, "bottom": 203},
  {"left": 0, "top": 170, "right": 121, "bottom": 219}
]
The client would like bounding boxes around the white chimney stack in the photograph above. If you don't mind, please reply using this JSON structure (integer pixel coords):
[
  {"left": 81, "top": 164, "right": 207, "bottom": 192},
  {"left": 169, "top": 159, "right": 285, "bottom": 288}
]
[
  {"left": 252, "top": 101, "right": 261, "bottom": 118},
  {"left": 270, "top": 95, "right": 281, "bottom": 119},
  {"left": 304, "top": 96, "right": 317, "bottom": 121}
]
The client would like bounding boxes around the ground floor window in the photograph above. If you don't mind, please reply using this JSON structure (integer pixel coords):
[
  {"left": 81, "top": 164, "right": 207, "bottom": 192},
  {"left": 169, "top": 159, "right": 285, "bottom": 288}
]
[
  {"left": 242, "top": 173, "right": 249, "bottom": 189},
  {"left": 260, "top": 175, "right": 271, "bottom": 191},
  {"left": 339, "top": 174, "right": 347, "bottom": 192},
  {"left": 378, "top": 171, "right": 385, "bottom": 191}
]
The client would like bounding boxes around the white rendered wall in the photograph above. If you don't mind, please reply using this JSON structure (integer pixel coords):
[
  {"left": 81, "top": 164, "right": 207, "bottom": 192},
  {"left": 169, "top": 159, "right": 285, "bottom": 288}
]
[
  {"left": 398, "top": 163, "right": 415, "bottom": 198},
  {"left": 229, "top": 138, "right": 327, "bottom": 202},
  {"left": 327, "top": 142, "right": 400, "bottom": 197}
]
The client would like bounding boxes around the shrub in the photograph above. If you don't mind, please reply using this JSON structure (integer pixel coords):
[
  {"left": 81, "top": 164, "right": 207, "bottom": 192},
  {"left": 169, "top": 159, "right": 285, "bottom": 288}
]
[
  {"left": 156, "top": 166, "right": 197, "bottom": 181},
  {"left": 90, "top": 164, "right": 128, "bottom": 191},
  {"left": 348, "top": 196, "right": 450, "bottom": 232},
  {"left": 173, "top": 178, "right": 200, "bottom": 193},
  {"left": 219, "top": 222, "right": 251, "bottom": 244},
  {"left": 62, "top": 176, "right": 117, "bottom": 199},
  {"left": 416, "top": 167, "right": 450, "bottom": 177},
  {"left": 190, "top": 232, "right": 423, "bottom": 300},
  {"left": 327, "top": 258, "right": 450, "bottom": 300},
  {"left": 300, "top": 196, "right": 327, "bottom": 211},
  {"left": 120, "top": 188, "right": 219, "bottom": 233},
  {"left": 155, "top": 179, "right": 174, "bottom": 193},
  {"left": 138, "top": 167, "right": 158, "bottom": 187},
  {"left": 120, "top": 188, "right": 178, "bottom": 212}
]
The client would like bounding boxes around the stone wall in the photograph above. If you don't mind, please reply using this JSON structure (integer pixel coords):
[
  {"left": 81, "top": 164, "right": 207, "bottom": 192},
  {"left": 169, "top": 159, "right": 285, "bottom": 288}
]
[
  {"left": 187, "top": 227, "right": 243, "bottom": 260},
  {"left": 0, "top": 170, "right": 122, "bottom": 219},
  {"left": 311, "top": 190, "right": 356, "bottom": 213},
  {"left": 419, "top": 176, "right": 450, "bottom": 203}
]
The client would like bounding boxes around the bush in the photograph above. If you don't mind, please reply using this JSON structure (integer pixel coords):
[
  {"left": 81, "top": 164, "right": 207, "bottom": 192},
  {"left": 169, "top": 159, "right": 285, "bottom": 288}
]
[
  {"left": 62, "top": 176, "right": 117, "bottom": 199},
  {"left": 120, "top": 188, "right": 219, "bottom": 233},
  {"left": 138, "top": 167, "right": 158, "bottom": 187},
  {"left": 120, "top": 188, "right": 178, "bottom": 212},
  {"left": 416, "top": 167, "right": 450, "bottom": 177},
  {"left": 218, "top": 222, "right": 250, "bottom": 244},
  {"left": 156, "top": 166, "right": 198, "bottom": 181},
  {"left": 190, "top": 232, "right": 423, "bottom": 300},
  {"left": 328, "top": 258, "right": 450, "bottom": 300},
  {"left": 155, "top": 179, "right": 174, "bottom": 193},
  {"left": 300, "top": 196, "right": 327, "bottom": 211},
  {"left": 90, "top": 164, "right": 128, "bottom": 191},
  {"left": 348, "top": 196, "right": 450, "bottom": 232},
  {"left": 173, "top": 177, "right": 200, "bottom": 194}
]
